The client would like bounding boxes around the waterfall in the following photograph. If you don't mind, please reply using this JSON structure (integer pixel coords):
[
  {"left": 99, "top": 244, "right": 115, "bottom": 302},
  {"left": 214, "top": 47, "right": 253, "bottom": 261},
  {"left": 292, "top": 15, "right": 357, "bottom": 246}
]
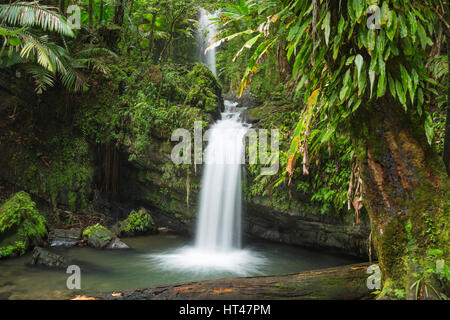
[
  {"left": 151, "top": 10, "right": 265, "bottom": 274},
  {"left": 195, "top": 101, "right": 248, "bottom": 251},
  {"left": 197, "top": 8, "right": 218, "bottom": 75},
  {"left": 152, "top": 101, "right": 264, "bottom": 274}
]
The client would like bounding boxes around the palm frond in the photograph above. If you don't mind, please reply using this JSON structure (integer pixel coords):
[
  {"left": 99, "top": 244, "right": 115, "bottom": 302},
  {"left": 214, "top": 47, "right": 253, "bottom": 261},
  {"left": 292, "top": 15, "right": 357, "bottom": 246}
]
[
  {"left": 0, "top": 1, "right": 74, "bottom": 37},
  {"left": 23, "top": 63, "right": 55, "bottom": 94}
]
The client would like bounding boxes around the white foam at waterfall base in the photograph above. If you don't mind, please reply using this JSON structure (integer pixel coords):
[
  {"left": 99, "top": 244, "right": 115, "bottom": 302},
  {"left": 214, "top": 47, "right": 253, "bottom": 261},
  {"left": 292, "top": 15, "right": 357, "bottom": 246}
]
[
  {"left": 150, "top": 101, "right": 266, "bottom": 275},
  {"left": 151, "top": 246, "right": 266, "bottom": 275}
]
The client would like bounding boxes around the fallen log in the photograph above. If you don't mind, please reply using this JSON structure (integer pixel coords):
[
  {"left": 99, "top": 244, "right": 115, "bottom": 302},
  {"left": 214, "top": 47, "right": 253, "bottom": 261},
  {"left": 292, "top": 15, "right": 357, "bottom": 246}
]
[{"left": 87, "top": 263, "right": 374, "bottom": 300}]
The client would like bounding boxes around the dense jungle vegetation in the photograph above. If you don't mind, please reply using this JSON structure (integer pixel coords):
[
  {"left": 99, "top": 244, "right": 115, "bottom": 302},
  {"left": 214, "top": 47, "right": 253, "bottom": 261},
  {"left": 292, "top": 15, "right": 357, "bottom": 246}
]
[{"left": 0, "top": 0, "right": 449, "bottom": 300}]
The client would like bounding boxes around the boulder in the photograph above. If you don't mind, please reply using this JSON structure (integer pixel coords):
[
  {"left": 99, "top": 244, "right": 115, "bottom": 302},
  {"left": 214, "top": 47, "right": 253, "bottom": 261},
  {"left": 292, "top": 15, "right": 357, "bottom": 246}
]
[
  {"left": 49, "top": 229, "right": 81, "bottom": 247},
  {"left": 82, "top": 224, "right": 114, "bottom": 249},
  {"left": 107, "top": 238, "right": 129, "bottom": 250},
  {"left": 184, "top": 64, "right": 224, "bottom": 120},
  {"left": 31, "top": 247, "right": 71, "bottom": 268}
]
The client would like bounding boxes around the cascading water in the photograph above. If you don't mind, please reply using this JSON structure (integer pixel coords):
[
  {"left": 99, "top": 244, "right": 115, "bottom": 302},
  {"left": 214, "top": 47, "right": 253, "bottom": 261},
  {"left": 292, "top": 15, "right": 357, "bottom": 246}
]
[
  {"left": 197, "top": 8, "right": 218, "bottom": 75},
  {"left": 152, "top": 101, "right": 264, "bottom": 274},
  {"left": 151, "top": 9, "right": 265, "bottom": 275},
  {"left": 195, "top": 101, "right": 247, "bottom": 251}
]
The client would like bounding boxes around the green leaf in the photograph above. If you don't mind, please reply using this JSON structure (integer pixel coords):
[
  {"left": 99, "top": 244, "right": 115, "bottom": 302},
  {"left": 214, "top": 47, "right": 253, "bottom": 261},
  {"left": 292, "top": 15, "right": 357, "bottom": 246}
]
[
  {"left": 388, "top": 73, "right": 396, "bottom": 99},
  {"left": 428, "top": 249, "right": 443, "bottom": 256},
  {"left": 408, "top": 12, "right": 417, "bottom": 38},
  {"left": 355, "top": 54, "right": 364, "bottom": 81},
  {"left": 8, "top": 37, "right": 21, "bottom": 46},
  {"left": 400, "top": 64, "right": 410, "bottom": 93},
  {"left": 369, "top": 70, "right": 375, "bottom": 98},
  {"left": 417, "top": 22, "right": 432, "bottom": 49},
  {"left": 396, "top": 79, "right": 407, "bottom": 109},
  {"left": 340, "top": 69, "right": 352, "bottom": 101},
  {"left": 346, "top": 55, "right": 356, "bottom": 66},
  {"left": 0, "top": 27, "right": 9, "bottom": 36},
  {"left": 386, "top": 10, "right": 397, "bottom": 41},
  {"left": 353, "top": 0, "right": 364, "bottom": 21},
  {"left": 337, "top": 16, "right": 346, "bottom": 36},
  {"left": 398, "top": 14, "right": 408, "bottom": 38},
  {"left": 424, "top": 112, "right": 434, "bottom": 145},
  {"left": 377, "top": 71, "right": 386, "bottom": 98},
  {"left": 333, "top": 35, "right": 342, "bottom": 60},
  {"left": 140, "top": 38, "right": 149, "bottom": 49},
  {"left": 324, "top": 11, "right": 331, "bottom": 46},
  {"left": 367, "top": 29, "right": 376, "bottom": 52},
  {"left": 417, "top": 87, "right": 424, "bottom": 116}
]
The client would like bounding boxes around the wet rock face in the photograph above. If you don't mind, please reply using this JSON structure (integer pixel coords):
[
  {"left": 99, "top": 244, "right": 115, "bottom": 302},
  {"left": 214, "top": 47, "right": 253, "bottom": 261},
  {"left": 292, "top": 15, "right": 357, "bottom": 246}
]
[
  {"left": 243, "top": 202, "right": 375, "bottom": 259},
  {"left": 49, "top": 229, "right": 81, "bottom": 247},
  {"left": 31, "top": 247, "right": 71, "bottom": 268}
]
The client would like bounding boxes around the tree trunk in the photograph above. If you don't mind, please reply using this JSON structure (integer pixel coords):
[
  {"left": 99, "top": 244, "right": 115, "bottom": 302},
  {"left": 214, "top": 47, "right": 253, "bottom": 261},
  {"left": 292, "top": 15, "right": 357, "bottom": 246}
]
[
  {"left": 84, "top": 263, "right": 373, "bottom": 300},
  {"left": 88, "top": 0, "right": 93, "bottom": 27},
  {"left": 145, "top": 11, "right": 157, "bottom": 61},
  {"left": 113, "top": 0, "right": 126, "bottom": 26},
  {"left": 59, "top": 0, "right": 66, "bottom": 16},
  {"left": 443, "top": 1, "right": 450, "bottom": 177},
  {"left": 100, "top": 0, "right": 104, "bottom": 24},
  {"left": 355, "top": 98, "right": 450, "bottom": 297}
]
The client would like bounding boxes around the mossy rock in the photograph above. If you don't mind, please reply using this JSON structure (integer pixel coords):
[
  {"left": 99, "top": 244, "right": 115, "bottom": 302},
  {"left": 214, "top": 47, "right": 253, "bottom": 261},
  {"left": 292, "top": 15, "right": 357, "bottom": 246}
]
[
  {"left": 82, "top": 224, "right": 114, "bottom": 249},
  {"left": 119, "top": 208, "right": 155, "bottom": 237},
  {"left": 0, "top": 192, "right": 47, "bottom": 259},
  {"left": 184, "top": 64, "right": 223, "bottom": 119}
]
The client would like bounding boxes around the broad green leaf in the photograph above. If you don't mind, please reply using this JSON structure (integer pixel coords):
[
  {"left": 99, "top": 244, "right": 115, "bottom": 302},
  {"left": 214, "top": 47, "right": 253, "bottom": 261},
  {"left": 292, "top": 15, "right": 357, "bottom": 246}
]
[
  {"left": 340, "top": 69, "right": 352, "bottom": 101},
  {"left": 355, "top": 54, "right": 364, "bottom": 81},
  {"left": 424, "top": 112, "right": 434, "bottom": 145},
  {"left": 358, "top": 68, "right": 367, "bottom": 96},
  {"left": 400, "top": 64, "right": 410, "bottom": 95},
  {"left": 369, "top": 69, "right": 375, "bottom": 98},
  {"left": 324, "top": 11, "right": 331, "bottom": 46},
  {"left": 346, "top": 55, "right": 355, "bottom": 66},
  {"left": 396, "top": 79, "right": 407, "bottom": 109},
  {"left": 8, "top": 37, "right": 21, "bottom": 46},
  {"left": 408, "top": 12, "right": 417, "bottom": 38},
  {"left": 140, "top": 38, "right": 149, "bottom": 49},
  {"left": 377, "top": 71, "right": 386, "bottom": 98},
  {"left": 386, "top": 10, "right": 397, "bottom": 41},
  {"left": 337, "top": 16, "right": 346, "bottom": 36},
  {"left": 367, "top": 29, "right": 376, "bottom": 52},
  {"left": 388, "top": 73, "right": 396, "bottom": 99},
  {"left": 398, "top": 14, "right": 408, "bottom": 38},
  {"left": 353, "top": 0, "right": 364, "bottom": 21},
  {"left": 417, "top": 22, "right": 432, "bottom": 49}
]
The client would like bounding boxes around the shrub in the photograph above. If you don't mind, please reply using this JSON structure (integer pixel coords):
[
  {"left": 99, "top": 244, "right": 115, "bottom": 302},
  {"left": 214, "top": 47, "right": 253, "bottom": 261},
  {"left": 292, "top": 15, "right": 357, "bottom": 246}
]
[
  {"left": 122, "top": 208, "right": 155, "bottom": 235},
  {"left": 0, "top": 192, "right": 47, "bottom": 259}
]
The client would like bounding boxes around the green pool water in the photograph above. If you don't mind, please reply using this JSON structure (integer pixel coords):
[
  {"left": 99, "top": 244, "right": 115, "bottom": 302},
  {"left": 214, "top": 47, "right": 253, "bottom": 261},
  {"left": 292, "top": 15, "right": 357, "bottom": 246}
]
[{"left": 0, "top": 234, "right": 361, "bottom": 299}]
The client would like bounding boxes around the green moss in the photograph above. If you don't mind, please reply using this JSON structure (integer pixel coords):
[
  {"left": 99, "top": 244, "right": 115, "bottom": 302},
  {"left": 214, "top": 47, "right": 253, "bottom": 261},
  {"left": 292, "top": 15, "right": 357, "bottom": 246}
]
[
  {"left": 0, "top": 192, "right": 47, "bottom": 259},
  {"left": 184, "top": 64, "right": 222, "bottom": 117},
  {"left": 3, "top": 134, "right": 94, "bottom": 215},
  {"left": 82, "top": 223, "right": 115, "bottom": 248},
  {"left": 82, "top": 224, "right": 112, "bottom": 239},
  {"left": 68, "top": 192, "right": 77, "bottom": 212}
]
